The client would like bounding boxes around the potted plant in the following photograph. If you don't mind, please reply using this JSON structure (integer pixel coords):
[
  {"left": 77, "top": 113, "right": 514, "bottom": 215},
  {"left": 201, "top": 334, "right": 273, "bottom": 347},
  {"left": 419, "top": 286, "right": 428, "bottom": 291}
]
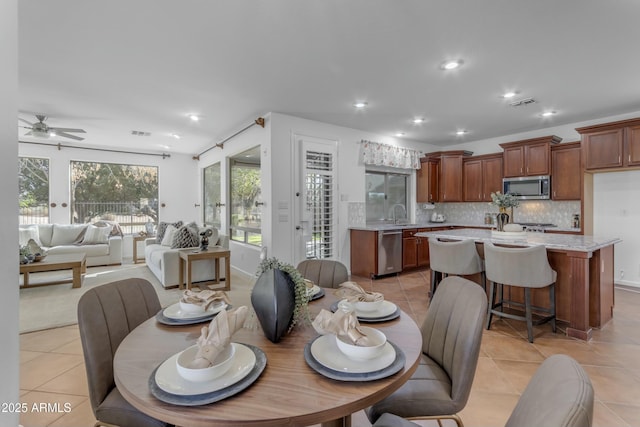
[{"left": 252, "top": 257, "right": 311, "bottom": 342}]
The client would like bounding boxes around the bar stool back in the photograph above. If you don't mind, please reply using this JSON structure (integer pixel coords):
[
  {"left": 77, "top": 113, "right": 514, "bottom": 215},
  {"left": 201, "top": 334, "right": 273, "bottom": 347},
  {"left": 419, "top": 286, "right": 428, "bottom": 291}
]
[
  {"left": 428, "top": 238, "right": 485, "bottom": 297},
  {"left": 483, "top": 242, "right": 557, "bottom": 342}
]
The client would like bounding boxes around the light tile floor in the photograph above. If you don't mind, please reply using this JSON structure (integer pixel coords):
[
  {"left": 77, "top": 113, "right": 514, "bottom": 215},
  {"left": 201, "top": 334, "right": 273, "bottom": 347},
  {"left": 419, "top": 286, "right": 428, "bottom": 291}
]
[{"left": 19, "top": 269, "right": 640, "bottom": 427}]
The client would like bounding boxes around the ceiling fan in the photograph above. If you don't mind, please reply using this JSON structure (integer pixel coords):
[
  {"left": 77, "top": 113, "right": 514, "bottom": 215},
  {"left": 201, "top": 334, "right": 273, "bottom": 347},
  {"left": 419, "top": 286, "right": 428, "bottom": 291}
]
[{"left": 19, "top": 114, "right": 86, "bottom": 141}]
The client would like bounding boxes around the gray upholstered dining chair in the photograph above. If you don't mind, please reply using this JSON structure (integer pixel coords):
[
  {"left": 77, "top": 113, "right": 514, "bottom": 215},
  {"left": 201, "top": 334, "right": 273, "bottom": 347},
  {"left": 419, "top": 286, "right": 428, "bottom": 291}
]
[
  {"left": 428, "top": 238, "right": 485, "bottom": 297},
  {"left": 484, "top": 242, "right": 557, "bottom": 343},
  {"left": 372, "top": 354, "right": 594, "bottom": 427},
  {"left": 296, "top": 259, "right": 349, "bottom": 288},
  {"left": 77, "top": 278, "right": 172, "bottom": 427},
  {"left": 366, "top": 276, "right": 487, "bottom": 427}
]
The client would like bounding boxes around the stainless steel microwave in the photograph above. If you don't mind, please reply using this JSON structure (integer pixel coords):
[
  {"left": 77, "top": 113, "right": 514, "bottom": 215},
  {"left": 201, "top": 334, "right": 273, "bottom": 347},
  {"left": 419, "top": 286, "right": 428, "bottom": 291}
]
[{"left": 502, "top": 175, "right": 551, "bottom": 200}]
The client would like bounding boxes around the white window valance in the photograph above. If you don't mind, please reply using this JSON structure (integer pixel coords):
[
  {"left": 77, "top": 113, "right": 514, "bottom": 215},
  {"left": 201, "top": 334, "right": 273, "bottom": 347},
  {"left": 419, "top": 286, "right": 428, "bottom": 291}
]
[{"left": 360, "top": 140, "right": 422, "bottom": 169}]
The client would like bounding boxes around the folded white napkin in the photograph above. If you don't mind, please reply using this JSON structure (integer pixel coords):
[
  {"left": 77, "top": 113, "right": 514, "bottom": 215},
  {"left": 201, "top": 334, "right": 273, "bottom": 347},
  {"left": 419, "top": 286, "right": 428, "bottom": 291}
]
[{"left": 188, "top": 306, "right": 248, "bottom": 368}]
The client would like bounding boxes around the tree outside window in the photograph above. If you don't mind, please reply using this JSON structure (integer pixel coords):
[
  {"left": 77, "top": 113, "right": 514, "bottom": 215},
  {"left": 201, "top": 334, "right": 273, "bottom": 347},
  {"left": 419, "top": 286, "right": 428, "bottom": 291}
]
[
  {"left": 19, "top": 157, "right": 50, "bottom": 224},
  {"left": 230, "top": 147, "right": 262, "bottom": 246}
]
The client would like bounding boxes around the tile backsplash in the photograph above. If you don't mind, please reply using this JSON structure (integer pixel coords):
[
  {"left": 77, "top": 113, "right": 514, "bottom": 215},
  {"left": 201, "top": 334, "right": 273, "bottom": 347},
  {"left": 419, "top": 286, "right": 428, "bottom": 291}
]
[{"left": 416, "top": 200, "right": 581, "bottom": 228}]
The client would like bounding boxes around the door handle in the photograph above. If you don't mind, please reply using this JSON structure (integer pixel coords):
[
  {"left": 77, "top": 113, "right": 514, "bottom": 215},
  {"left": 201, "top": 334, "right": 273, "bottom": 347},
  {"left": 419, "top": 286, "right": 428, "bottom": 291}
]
[{"left": 295, "top": 226, "right": 302, "bottom": 230}]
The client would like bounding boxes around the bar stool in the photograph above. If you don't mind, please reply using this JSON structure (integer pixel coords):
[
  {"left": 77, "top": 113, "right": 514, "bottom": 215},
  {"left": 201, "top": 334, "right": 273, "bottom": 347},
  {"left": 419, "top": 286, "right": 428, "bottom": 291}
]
[
  {"left": 483, "top": 242, "right": 557, "bottom": 343},
  {"left": 428, "top": 238, "right": 485, "bottom": 297}
]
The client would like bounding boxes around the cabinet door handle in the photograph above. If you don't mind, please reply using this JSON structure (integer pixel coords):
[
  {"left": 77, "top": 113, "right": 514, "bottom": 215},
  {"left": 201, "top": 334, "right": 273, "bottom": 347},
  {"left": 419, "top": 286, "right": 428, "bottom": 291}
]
[
  {"left": 520, "top": 167, "right": 523, "bottom": 174},
  {"left": 630, "top": 154, "right": 632, "bottom": 163},
  {"left": 619, "top": 155, "right": 621, "bottom": 163}
]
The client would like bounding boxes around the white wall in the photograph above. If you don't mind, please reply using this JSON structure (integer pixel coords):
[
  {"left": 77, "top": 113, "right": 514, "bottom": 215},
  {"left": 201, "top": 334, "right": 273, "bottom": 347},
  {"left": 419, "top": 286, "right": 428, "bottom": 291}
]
[
  {"left": 1, "top": 0, "right": 19, "bottom": 424},
  {"left": 594, "top": 170, "right": 640, "bottom": 287}
]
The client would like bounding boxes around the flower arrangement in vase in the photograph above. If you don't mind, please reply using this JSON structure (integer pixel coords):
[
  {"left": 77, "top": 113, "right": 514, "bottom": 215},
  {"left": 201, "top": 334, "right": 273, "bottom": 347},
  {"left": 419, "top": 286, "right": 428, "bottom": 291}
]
[{"left": 490, "top": 192, "right": 520, "bottom": 231}]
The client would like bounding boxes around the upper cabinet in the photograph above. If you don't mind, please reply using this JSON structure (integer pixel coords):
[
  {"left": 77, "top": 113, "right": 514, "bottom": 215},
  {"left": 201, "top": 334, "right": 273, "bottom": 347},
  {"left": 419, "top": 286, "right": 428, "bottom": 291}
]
[
  {"left": 416, "top": 158, "right": 439, "bottom": 203},
  {"left": 500, "top": 135, "right": 562, "bottom": 177},
  {"left": 551, "top": 142, "right": 582, "bottom": 200},
  {"left": 421, "top": 150, "right": 472, "bottom": 203},
  {"left": 463, "top": 153, "right": 503, "bottom": 202},
  {"left": 577, "top": 118, "right": 640, "bottom": 170}
]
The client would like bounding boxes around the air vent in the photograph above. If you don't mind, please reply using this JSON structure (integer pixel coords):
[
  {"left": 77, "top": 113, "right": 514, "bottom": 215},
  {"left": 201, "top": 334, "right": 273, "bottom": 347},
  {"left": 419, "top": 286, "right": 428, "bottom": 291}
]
[
  {"left": 131, "top": 130, "right": 151, "bottom": 136},
  {"left": 509, "top": 98, "right": 537, "bottom": 107}
]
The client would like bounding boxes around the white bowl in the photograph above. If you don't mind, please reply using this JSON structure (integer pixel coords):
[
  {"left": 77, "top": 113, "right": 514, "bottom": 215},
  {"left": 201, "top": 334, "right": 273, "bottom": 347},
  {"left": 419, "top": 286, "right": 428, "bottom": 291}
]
[
  {"left": 176, "top": 344, "right": 235, "bottom": 382},
  {"left": 179, "top": 300, "right": 206, "bottom": 314},
  {"left": 354, "top": 299, "right": 384, "bottom": 313},
  {"left": 335, "top": 326, "right": 387, "bottom": 360}
]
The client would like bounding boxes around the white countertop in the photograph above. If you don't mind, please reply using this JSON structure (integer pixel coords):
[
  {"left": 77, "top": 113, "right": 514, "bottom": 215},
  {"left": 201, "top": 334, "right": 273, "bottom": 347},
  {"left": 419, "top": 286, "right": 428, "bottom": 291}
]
[
  {"left": 349, "top": 223, "right": 581, "bottom": 233},
  {"left": 415, "top": 228, "right": 621, "bottom": 252}
]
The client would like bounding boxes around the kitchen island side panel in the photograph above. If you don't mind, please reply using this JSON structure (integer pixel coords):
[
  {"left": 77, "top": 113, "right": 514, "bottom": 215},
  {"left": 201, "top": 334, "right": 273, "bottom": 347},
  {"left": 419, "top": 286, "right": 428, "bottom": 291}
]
[{"left": 350, "top": 229, "right": 378, "bottom": 278}]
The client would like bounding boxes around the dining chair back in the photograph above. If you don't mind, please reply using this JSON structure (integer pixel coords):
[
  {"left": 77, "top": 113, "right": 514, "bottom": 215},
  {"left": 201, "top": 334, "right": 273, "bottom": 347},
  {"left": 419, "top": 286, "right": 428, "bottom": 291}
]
[
  {"left": 484, "top": 242, "right": 557, "bottom": 342},
  {"left": 372, "top": 354, "right": 594, "bottom": 427},
  {"left": 77, "top": 278, "right": 171, "bottom": 427},
  {"left": 366, "top": 276, "right": 487, "bottom": 427},
  {"left": 296, "top": 259, "right": 348, "bottom": 288},
  {"left": 428, "top": 238, "right": 485, "bottom": 296}
]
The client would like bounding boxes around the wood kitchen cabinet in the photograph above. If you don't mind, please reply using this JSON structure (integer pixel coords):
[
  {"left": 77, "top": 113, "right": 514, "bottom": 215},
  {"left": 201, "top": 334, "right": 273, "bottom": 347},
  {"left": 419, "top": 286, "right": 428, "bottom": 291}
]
[
  {"left": 551, "top": 142, "right": 582, "bottom": 200},
  {"left": 350, "top": 229, "right": 378, "bottom": 278},
  {"left": 422, "top": 150, "right": 472, "bottom": 202},
  {"left": 402, "top": 228, "right": 429, "bottom": 269},
  {"left": 500, "top": 135, "right": 562, "bottom": 177},
  {"left": 577, "top": 118, "right": 640, "bottom": 170},
  {"left": 416, "top": 158, "right": 439, "bottom": 203},
  {"left": 463, "top": 153, "right": 503, "bottom": 201}
]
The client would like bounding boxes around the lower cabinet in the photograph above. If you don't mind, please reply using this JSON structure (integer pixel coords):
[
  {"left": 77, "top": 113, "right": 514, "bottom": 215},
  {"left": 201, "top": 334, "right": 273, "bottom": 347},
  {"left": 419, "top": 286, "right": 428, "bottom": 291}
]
[{"left": 402, "top": 229, "right": 429, "bottom": 269}]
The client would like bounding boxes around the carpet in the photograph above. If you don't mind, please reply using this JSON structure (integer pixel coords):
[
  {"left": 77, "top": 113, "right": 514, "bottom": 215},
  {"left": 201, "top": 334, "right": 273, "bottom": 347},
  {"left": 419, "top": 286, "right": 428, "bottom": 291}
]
[{"left": 19, "top": 263, "right": 255, "bottom": 334}]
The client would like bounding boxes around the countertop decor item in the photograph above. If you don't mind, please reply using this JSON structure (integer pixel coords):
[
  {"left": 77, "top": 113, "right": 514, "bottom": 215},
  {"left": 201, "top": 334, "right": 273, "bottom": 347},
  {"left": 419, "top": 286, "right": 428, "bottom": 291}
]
[
  {"left": 490, "top": 191, "right": 520, "bottom": 231},
  {"left": 252, "top": 257, "right": 311, "bottom": 342}
]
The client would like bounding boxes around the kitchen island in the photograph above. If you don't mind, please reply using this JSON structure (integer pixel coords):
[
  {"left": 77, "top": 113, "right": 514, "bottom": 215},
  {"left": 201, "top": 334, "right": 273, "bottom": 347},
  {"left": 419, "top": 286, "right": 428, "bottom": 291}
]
[{"left": 417, "top": 228, "right": 622, "bottom": 341}]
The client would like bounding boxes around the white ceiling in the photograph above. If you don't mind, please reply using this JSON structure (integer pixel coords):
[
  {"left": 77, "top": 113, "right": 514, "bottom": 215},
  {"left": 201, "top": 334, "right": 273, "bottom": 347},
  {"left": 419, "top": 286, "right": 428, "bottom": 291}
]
[{"left": 18, "top": 1, "right": 640, "bottom": 155}]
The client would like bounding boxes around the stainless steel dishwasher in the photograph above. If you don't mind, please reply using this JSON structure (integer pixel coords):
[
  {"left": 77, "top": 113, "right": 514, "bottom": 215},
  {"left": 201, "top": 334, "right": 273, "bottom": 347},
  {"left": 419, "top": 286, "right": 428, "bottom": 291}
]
[{"left": 377, "top": 230, "right": 402, "bottom": 276}]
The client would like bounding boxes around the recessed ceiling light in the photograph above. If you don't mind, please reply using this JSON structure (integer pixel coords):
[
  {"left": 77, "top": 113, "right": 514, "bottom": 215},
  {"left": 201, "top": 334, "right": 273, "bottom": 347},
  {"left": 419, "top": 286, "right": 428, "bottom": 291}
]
[
  {"left": 159, "top": 144, "right": 171, "bottom": 150},
  {"left": 171, "top": 133, "right": 181, "bottom": 139},
  {"left": 456, "top": 130, "right": 468, "bottom": 135},
  {"left": 440, "top": 59, "right": 464, "bottom": 70},
  {"left": 502, "top": 91, "right": 518, "bottom": 99},
  {"left": 413, "top": 118, "right": 425, "bottom": 124},
  {"left": 188, "top": 114, "right": 200, "bottom": 122},
  {"left": 395, "top": 132, "right": 405, "bottom": 137},
  {"left": 49, "top": 131, "right": 57, "bottom": 137},
  {"left": 541, "top": 111, "right": 557, "bottom": 117},
  {"left": 353, "top": 101, "right": 368, "bottom": 108}
]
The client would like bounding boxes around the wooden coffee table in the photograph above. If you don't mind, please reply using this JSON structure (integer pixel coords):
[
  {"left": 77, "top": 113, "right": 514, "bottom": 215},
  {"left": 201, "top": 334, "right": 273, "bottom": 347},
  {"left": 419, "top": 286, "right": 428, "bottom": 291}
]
[{"left": 20, "top": 253, "right": 87, "bottom": 289}]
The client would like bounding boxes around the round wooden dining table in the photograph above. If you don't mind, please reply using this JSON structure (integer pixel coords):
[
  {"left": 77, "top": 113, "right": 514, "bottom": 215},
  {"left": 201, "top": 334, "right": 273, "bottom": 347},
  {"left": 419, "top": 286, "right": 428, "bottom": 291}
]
[{"left": 113, "top": 290, "right": 423, "bottom": 427}]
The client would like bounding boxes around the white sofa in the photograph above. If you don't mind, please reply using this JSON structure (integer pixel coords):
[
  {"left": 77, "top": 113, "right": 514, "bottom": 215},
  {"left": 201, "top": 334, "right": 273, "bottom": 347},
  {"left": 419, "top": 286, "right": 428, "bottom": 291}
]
[
  {"left": 144, "top": 233, "right": 229, "bottom": 288},
  {"left": 19, "top": 223, "right": 123, "bottom": 266}
]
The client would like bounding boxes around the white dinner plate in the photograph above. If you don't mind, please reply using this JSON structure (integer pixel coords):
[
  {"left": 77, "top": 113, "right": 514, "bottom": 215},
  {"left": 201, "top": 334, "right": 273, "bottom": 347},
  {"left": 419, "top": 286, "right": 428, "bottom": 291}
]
[
  {"left": 306, "top": 285, "right": 321, "bottom": 297},
  {"left": 310, "top": 334, "right": 396, "bottom": 373},
  {"left": 163, "top": 301, "right": 227, "bottom": 320},
  {"left": 154, "top": 343, "right": 256, "bottom": 396},
  {"left": 353, "top": 300, "right": 397, "bottom": 319}
]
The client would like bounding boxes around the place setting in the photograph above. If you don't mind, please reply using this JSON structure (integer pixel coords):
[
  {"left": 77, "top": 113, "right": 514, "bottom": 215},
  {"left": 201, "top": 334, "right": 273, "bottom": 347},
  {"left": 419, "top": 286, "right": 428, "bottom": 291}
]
[
  {"left": 329, "top": 282, "right": 400, "bottom": 322},
  {"left": 156, "top": 289, "right": 232, "bottom": 326},
  {"left": 149, "top": 305, "right": 267, "bottom": 406},
  {"left": 304, "top": 300, "right": 405, "bottom": 381},
  {"left": 304, "top": 278, "right": 325, "bottom": 301}
]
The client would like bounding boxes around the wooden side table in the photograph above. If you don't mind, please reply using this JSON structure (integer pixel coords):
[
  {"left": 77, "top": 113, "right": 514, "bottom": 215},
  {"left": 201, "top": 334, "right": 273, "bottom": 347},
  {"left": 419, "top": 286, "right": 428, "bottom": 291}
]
[
  {"left": 178, "top": 247, "right": 231, "bottom": 291},
  {"left": 132, "top": 235, "right": 148, "bottom": 264}
]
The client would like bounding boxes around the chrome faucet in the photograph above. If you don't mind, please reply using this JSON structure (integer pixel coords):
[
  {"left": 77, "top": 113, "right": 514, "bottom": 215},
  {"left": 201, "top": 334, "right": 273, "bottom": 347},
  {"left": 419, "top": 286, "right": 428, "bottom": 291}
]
[{"left": 391, "top": 204, "right": 407, "bottom": 224}]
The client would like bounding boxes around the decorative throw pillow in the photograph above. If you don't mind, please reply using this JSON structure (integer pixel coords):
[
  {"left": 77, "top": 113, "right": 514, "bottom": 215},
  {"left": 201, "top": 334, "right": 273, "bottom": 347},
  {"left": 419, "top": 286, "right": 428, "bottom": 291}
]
[
  {"left": 171, "top": 222, "right": 200, "bottom": 249},
  {"left": 156, "top": 221, "right": 183, "bottom": 244},
  {"left": 161, "top": 224, "right": 178, "bottom": 246},
  {"left": 81, "top": 224, "right": 112, "bottom": 245},
  {"left": 93, "top": 220, "right": 124, "bottom": 237},
  {"left": 19, "top": 226, "right": 42, "bottom": 247}
]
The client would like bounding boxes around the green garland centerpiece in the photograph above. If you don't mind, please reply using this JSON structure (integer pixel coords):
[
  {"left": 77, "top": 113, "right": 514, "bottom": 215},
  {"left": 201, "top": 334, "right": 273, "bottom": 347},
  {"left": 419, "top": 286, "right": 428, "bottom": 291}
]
[{"left": 256, "top": 257, "right": 311, "bottom": 332}]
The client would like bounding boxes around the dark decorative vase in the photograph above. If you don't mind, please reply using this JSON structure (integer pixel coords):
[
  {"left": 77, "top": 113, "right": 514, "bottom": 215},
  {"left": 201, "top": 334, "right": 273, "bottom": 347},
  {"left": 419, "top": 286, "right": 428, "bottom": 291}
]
[
  {"left": 251, "top": 269, "right": 296, "bottom": 343},
  {"left": 496, "top": 212, "right": 510, "bottom": 231}
]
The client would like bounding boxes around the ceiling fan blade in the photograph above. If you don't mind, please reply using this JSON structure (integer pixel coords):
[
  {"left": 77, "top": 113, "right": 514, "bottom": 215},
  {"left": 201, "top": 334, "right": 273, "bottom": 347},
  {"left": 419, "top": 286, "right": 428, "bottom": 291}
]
[
  {"left": 56, "top": 131, "right": 85, "bottom": 141},
  {"left": 23, "top": 131, "right": 33, "bottom": 136},
  {"left": 19, "top": 118, "right": 35, "bottom": 126},
  {"left": 19, "top": 126, "right": 33, "bottom": 130},
  {"left": 50, "top": 127, "right": 86, "bottom": 133}
]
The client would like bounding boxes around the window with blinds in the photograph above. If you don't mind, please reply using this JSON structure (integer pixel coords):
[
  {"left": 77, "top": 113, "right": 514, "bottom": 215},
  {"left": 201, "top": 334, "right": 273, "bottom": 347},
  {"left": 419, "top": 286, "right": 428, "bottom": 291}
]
[{"left": 304, "top": 151, "right": 335, "bottom": 259}]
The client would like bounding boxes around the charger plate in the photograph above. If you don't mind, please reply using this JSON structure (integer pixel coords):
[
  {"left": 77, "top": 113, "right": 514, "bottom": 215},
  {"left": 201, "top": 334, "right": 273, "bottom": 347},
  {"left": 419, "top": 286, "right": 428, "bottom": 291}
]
[
  {"left": 304, "top": 336, "right": 404, "bottom": 382},
  {"left": 308, "top": 287, "right": 325, "bottom": 301},
  {"left": 149, "top": 343, "right": 266, "bottom": 406},
  {"left": 155, "top": 305, "right": 233, "bottom": 326},
  {"left": 330, "top": 301, "right": 400, "bottom": 323}
]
